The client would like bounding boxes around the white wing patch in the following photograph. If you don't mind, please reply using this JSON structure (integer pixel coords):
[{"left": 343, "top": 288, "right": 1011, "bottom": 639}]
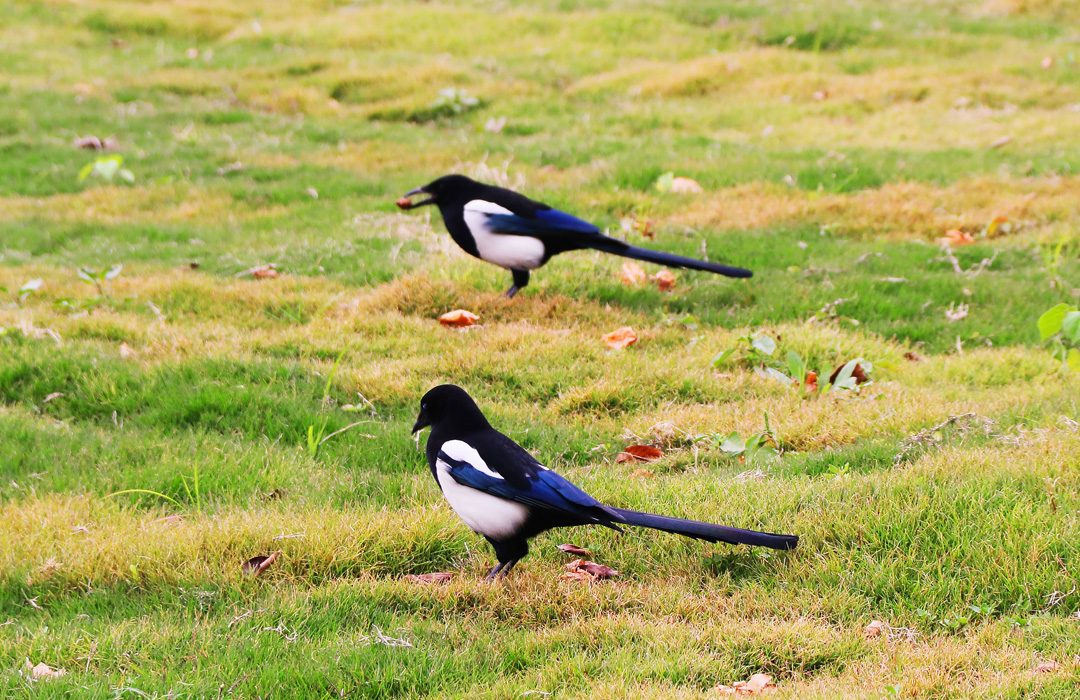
[
  {"left": 435, "top": 456, "right": 529, "bottom": 540},
  {"left": 463, "top": 199, "right": 546, "bottom": 271},
  {"left": 440, "top": 439, "right": 502, "bottom": 479}
]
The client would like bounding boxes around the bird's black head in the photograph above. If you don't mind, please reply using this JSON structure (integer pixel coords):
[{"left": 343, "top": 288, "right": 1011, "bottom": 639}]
[
  {"left": 401, "top": 174, "right": 482, "bottom": 209},
  {"left": 411, "top": 384, "right": 491, "bottom": 435}
]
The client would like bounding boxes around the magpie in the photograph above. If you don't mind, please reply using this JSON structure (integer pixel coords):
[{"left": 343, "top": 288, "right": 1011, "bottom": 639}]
[
  {"left": 411, "top": 384, "right": 798, "bottom": 579},
  {"left": 398, "top": 175, "right": 753, "bottom": 298}
]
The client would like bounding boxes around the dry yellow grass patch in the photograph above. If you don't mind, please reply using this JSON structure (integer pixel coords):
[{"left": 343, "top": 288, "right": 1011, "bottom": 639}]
[
  {"left": 675, "top": 175, "right": 1080, "bottom": 239},
  {"left": 0, "top": 185, "right": 285, "bottom": 226}
]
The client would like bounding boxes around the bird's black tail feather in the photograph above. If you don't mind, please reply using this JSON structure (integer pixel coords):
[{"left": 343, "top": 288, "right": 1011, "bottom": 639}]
[
  {"left": 589, "top": 240, "right": 753, "bottom": 279},
  {"left": 608, "top": 507, "right": 798, "bottom": 550}
]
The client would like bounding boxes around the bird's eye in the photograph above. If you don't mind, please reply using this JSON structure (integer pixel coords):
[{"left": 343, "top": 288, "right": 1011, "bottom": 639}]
[{"left": 421, "top": 402, "right": 428, "bottom": 410}]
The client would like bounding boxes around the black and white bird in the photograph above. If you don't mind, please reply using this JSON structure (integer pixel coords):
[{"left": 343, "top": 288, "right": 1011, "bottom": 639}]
[
  {"left": 411, "top": 384, "right": 798, "bottom": 579},
  {"left": 398, "top": 175, "right": 753, "bottom": 298}
]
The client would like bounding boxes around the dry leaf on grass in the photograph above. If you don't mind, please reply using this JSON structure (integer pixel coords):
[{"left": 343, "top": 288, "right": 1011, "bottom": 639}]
[
  {"left": 938, "top": 229, "right": 975, "bottom": 246},
  {"left": 438, "top": 309, "right": 479, "bottom": 327},
  {"left": 714, "top": 673, "right": 774, "bottom": 696},
  {"left": 904, "top": 351, "right": 921, "bottom": 362},
  {"left": 404, "top": 572, "right": 453, "bottom": 584},
  {"left": 654, "top": 269, "right": 676, "bottom": 291},
  {"left": 670, "top": 176, "right": 704, "bottom": 193},
  {"left": 242, "top": 551, "right": 281, "bottom": 577},
  {"left": 73, "top": 135, "right": 118, "bottom": 150},
  {"left": 617, "top": 261, "right": 647, "bottom": 286},
  {"left": 864, "top": 620, "right": 886, "bottom": 638},
  {"left": 615, "top": 445, "right": 664, "bottom": 463},
  {"left": 989, "top": 136, "right": 1012, "bottom": 149},
  {"left": 602, "top": 327, "right": 637, "bottom": 350},
  {"left": 804, "top": 371, "right": 818, "bottom": 392},
  {"left": 828, "top": 362, "right": 869, "bottom": 386},
  {"left": 556, "top": 544, "right": 593, "bottom": 557},
  {"left": 236, "top": 264, "right": 279, "bottom": 279},
  {"left": 119, "top": 342, "right": 137, "bottom": 359},
  {"left": 1035, "top": 661, "right": 1062, "bottom": 673},
  {"left": 562, "top": 558, "right": 619, "bottom": 581},
  {"left": 30, "top": 661, "right": 66, "bottom": 680}
]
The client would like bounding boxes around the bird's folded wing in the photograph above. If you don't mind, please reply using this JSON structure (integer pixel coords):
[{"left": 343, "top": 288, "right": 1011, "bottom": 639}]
[
  {"left": 440, "top": 449, "right": 616, "bottom": 524},
  {"left": 484, "top": 208, "right": 601, "bottom": 238}
]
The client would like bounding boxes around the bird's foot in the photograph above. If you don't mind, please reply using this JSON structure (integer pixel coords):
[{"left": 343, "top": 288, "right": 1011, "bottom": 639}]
[
  {"left": 503, "top": 286, "right": 520, "bottom": 299},
  {"left": 483, "top": 559, "right": 519, "bottom": 580}
]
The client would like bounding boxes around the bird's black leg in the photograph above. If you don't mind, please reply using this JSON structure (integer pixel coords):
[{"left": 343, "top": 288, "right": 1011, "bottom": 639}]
[
  {"left": 504, "top": 269, "right": 530, "bottom": 299},
  {"left": 484, "top": 561, "right": 508, "bottom": 580}
]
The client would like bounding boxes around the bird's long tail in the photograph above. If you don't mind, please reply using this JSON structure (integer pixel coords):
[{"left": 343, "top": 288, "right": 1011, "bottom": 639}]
[
  {"left": 589, "top": 240, "right": 753, "bottom": 279},
  {"left": 607, "top": 507, "right": 798, "bottom": 550}
]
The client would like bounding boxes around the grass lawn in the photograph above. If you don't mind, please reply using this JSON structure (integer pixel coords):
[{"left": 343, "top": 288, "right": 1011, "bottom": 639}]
[{"left": 2, "top": 0, "right": 1080, "bottom": 697}]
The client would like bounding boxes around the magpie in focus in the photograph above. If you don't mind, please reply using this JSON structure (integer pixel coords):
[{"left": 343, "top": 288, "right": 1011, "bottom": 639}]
[
  {"left": 398, "top": 175, "right": 753, "bottom": 298},
  {"left": 412, "top": 384, "right": 798, "bottom": 579}
]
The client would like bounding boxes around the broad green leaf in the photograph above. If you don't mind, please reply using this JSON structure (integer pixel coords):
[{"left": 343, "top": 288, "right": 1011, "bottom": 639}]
[
  {"left": 118, "top": 169, "right": 135, "bottom": 183},
  {"left": 719, "top": 431, "right": 744, "bottom": 454},
  {"left": 77, "top": 162, "right": 95, "bottom": 182},
  {"left": 1068, "top": 348, "right": 1080, "bottom": 373},
  {"left": 786, "top": 350, "right": 804, "bottom": 382},
  {"left": 654, "top": 171, "right": 675, "bottom": 192},
  {"left": 830, "top": 360, "right": 860, "bottom": 391},
  {"left": 711, "top": 348, "right": 737, "bottom": 367},
  {"left": 1038, "top": 303, "right": 1070, "bottom": 340},
  {"left": 77, "top": 267, "right": 94, "bottom": 283},
  {"left": 96, "top": 158, "right": 120, "bottom": 181},
  {"left": 751, "top": 334, "right": 776, "bottom": 356},
  {"left": 20, "top": 279, "right": 43, "bottom": 292},
  {"left": 756, "top": 366, "right": 791, "bottom": 385},
  {"left": 1062, "top": 311, "right": 1080, "bottom": 344},
  {"left": 104, "top": 264, "right": 123, "bottom": 280}
]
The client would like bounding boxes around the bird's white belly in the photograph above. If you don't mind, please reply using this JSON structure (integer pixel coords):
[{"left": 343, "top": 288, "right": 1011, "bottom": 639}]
[
  {"left": 436, "top": 460, "right": 530, "bottom": 540},
  {"left": 463, "top": 208, "right": 546, "bottom": 271}
]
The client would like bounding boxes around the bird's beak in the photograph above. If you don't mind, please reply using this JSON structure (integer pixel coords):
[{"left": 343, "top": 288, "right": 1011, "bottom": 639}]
[
  {"left": 398, "top": 186, "right": 436, "bottom": 210},
  {"left": 411, "top": 407, "right": 431, "bottom": 434}
]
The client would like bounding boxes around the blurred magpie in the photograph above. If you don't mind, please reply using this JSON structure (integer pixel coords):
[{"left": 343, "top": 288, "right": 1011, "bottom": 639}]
[
  {"left": 398, "top": 175, "right": 753, "bottom": 298},
  {"left": 412, "top": 384, "right": 798, "bottom": 579}
]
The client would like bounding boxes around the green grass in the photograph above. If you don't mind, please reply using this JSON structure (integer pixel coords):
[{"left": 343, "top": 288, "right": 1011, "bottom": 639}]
[{"left": 2, "top": 0, "right": 1080, "bottom": 697}]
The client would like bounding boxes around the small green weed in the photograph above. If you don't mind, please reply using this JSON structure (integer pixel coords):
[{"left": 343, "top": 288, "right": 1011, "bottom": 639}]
[{"left": 1038, "top": 303, "right": 1080, "bottom": 371}]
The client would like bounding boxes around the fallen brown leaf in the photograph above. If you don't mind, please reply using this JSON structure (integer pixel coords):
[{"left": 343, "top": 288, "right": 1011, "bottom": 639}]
[
  {"left": 30, "top": 662, "right": 66, "bottom": 680},
  {"left": 904, "top": 351, "right": 921, "bottom": 362},
  {"left": 804, "top": 370, "right": 818, "bottom": 392},
  {"left": 242, "top": 551, "right": 281, "bottom": 577},
  {"left": 404, "top": 572, "right": 453, "bottom": 584},
  {"left": 602, "top": 326, "right": 637, "bottom": 350},
  {"left": 564, "top": 558, "right": 619, "bottom": 580},
  {"left": 617, "top": 261, "right": 647, "bottom": 286},
  {"left": 864, "top": 620, "right": 886, "bottom": 638},
  {"left": 615, "top": 444, "right": 664, "bottom": 463},
  {"left": 556, "top": 544, "right": 593, "bottom": 557},
  {"left": 253, "top": 266, "right": 279, "bottom": 279},
  {"left": 119, "top": 342, "right": 137, "bottom": 360},
  {"left": 439, "top": 309, "right": 479, "bottom": 327},
  {"left": 713, "top": 685, "right": 737, "bottom": 696},
  {"left": 560, "top": 570, "right": 593, "bottom": 582},
  {"left": 670, "top": 176, "right": 704, "bottom": 193},
  {"left": 654, "top": 269, "right": 676, "bottom": 291},
  {"left": 828, "top": 362, "right": 869, "bottom": 386},
  {"left": 74, "top": 135, "right": 118, "bottom": 150},
  {"left": 1041, "top": 56, "right": 1054, "bottom": 69},
  {"left": 989, "top": 135, "right": 1012, "bottom": 149},
  {"left": 745, "top": 674, "right": 775, "bottom": 693},
  {"left": 1035, "top": 661, "right": 1062, "bottom": 673},
  {"left": 938, "top": 228, "right": 975, "bottom": 246}
]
